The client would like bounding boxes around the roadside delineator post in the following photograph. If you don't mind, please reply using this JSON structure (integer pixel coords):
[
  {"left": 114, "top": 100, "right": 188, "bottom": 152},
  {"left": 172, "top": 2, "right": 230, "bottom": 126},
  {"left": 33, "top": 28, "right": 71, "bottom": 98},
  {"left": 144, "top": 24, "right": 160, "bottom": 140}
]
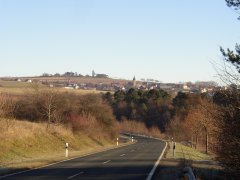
[
  {"left": 65, "top": 143, "right": 69, "bottom": 158},
  {"left": 117, "top": 138, "right": 119, "bottom": 146},
  {"left": 173, "top": 142, "right": 176, "bottom": 157},
  {"left": 131, "top": 136, "right": 133, "bottom": 142}
]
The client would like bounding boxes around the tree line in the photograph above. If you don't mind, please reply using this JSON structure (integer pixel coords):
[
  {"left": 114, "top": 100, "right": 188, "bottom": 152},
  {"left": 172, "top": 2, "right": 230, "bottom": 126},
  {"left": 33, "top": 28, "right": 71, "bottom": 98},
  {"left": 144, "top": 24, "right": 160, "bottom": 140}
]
[
  {"left": 103, "top": 88, "right": 173, "bottom": 132},
  {"left": 41, "top": 72, "right": 109, "bottom": 78},
  {"left": 0, "top": 86, "right": 117, "bottom": 140}
]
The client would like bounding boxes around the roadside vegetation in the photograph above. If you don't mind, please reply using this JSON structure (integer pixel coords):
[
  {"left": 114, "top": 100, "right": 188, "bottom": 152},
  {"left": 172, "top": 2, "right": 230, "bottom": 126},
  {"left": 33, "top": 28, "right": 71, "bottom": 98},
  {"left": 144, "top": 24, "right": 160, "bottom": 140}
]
[
  {"left": 163, "top": 0, "right": 240, "bottom": 177},
  {"left": 166, "top": 142, "right": 212, "bottom": 161},
  {"left": 0, "top": 119, "right": 116, "bottom": 169},
  {"left": 0, "top": 86, "right": 119, "bottom": 170}
]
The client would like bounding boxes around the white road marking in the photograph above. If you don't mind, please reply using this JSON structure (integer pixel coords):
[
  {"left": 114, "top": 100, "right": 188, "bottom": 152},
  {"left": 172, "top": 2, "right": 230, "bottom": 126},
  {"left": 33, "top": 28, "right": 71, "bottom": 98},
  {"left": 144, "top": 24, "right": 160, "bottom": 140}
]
[
  {"left": 102, "top": 160, "right": 111, "bottom": 164},
  {"left": 130, "top": 150, "right": 135, "bottom": 152},
  {"left": 67, "top": 172, "right": 84, "bottom": 179},
  {"left": 120, "top": 154, "right": 126, "bottom": 157},
  {"left": 146, "top": 142, "right": 168, "bottom": 180}
]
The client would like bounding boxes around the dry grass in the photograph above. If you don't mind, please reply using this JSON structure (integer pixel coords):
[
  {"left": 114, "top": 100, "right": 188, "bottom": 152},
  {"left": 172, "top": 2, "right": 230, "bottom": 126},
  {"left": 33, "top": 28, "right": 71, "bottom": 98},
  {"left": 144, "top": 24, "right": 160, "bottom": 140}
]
[
  {"left": 0, "top": 119, "right": 116, "bottom": 169},
  {"left": 30, "top": 76, "right": 128, "bottom": 85},
  {"left": 0, "top": 80, "right": 45, "bottom": 95},
  {"left": 0, "top": 80, "right": 32, "bottom": 88},
  {"left": 0, "top": 80, "right": 107, "bottom": 95},
  {"left": 59, "top": 88, "right": 107, "bottom": 95},
  {"left": 1, "top": 77, "right": 129, "bottom": 85}
]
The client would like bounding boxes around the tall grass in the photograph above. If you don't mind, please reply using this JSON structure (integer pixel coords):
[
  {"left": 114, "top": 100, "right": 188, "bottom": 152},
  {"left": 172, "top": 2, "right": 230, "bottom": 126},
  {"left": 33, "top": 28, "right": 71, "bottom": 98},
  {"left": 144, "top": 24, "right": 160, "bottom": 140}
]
[{"left": 0, "top": 119, "right": 116, "bottom": 169}]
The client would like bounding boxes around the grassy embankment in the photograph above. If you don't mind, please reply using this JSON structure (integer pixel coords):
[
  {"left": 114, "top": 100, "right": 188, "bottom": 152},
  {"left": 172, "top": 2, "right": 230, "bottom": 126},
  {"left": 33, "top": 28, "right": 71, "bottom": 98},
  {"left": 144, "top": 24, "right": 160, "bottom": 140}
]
[{"left": 0, "top": 119, "right": 119, "bottom": 171}]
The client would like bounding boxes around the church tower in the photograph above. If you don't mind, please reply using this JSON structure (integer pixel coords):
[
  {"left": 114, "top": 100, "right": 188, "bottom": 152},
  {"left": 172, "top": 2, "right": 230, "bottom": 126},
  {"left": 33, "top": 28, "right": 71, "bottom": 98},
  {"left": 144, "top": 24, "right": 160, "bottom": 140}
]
[{"left": 133, "top": 76, "right": 136, "bottom": 88}]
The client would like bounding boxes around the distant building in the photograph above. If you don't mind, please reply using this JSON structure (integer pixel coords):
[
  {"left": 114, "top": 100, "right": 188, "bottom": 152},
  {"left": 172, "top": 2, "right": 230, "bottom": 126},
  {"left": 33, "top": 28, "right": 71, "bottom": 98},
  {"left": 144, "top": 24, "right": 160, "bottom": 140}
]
[
  {"left": 132, "top": 76, "right": 136, "bottom": 88},
  {"left": 183, "top": 84, "right": 190, "bottom": 90},
  {"left": 92, "top": 70, "right": 96, "bottom": 77},
  {"left": 96, "top": 74, "right": 109, "bottom": 78}
]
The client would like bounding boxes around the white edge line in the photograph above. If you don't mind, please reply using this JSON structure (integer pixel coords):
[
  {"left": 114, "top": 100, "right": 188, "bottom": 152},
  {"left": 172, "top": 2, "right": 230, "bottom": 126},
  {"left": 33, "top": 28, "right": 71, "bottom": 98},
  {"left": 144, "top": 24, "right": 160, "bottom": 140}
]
[
  {"left": 0, "top": 169, "right": 33, "bottom": 180},
  {"left": 67, "top": 171, "right": 84, "bottom": 179},
  {"left": 146, "top": 141, "right": 167, "bottom": 180},
  {"left": 102, "top": 160, "right": 111, "bottom": 164},
  {"left": 0, "top": 141, "right": 137, "bottom": 179}
]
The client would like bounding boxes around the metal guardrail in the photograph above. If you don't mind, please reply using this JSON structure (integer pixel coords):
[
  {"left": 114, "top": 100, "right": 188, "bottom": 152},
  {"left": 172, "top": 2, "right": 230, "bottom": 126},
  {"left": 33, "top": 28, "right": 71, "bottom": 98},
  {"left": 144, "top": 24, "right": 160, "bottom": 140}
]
[{"left": 183, "top": 166, "right": 196, "bottom": 180}]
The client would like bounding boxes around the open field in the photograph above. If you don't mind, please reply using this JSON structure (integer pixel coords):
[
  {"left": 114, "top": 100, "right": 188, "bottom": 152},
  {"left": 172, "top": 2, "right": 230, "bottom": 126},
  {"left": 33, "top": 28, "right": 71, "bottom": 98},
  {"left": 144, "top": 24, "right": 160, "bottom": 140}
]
[
  {"left": 1, "top": 76, "right": 130, "bottom": 85},
  {"left": 0, "top": 80, "right": 38, "bottom": 95},
  {"left": 59, "top": 88, "right": 108, "bottom": 95},
  {"left": 0, "top": 80, "right": 107, "bottom": 95}
]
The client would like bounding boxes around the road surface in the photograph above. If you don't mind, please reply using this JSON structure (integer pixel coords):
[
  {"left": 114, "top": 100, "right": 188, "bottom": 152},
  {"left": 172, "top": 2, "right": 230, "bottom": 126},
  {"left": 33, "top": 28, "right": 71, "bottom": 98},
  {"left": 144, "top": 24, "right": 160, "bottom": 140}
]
[{"left": 0, "top": 135, "right": 166, "bottom": 180}]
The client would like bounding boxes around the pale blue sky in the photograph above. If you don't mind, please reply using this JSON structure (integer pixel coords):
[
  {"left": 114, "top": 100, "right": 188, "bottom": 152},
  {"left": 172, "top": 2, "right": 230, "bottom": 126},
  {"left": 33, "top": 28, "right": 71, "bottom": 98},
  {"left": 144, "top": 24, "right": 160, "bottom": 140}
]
[{"left": 0, "top": 0, "right": 239, "bottom": 83}]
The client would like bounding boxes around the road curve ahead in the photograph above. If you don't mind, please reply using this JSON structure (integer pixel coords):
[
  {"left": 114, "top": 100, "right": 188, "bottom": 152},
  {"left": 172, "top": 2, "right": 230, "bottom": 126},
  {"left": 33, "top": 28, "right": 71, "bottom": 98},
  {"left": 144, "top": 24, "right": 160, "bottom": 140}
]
[{"left": 1, "top": 135, "right": 166, "bottom": 180}]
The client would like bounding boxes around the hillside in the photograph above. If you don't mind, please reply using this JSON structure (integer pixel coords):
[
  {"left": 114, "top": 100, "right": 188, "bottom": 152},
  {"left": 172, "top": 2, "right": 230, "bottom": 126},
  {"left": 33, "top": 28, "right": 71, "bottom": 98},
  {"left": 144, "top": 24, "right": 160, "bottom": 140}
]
[
  {"left": 1, "top": 76, "right": 129, "bottom": 85},
  {"left": 0, "top": 119, "right": 118, "bottom": 171}
]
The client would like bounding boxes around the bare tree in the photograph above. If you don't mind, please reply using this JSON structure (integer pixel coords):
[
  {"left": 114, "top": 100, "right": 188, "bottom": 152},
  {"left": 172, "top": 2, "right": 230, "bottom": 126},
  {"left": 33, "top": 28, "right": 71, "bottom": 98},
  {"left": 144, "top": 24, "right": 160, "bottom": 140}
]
[
  {"left": 0, "top": 93, "right": 16, "bottom": 129},
  {"left": 183, "top": 109, "right": 202, "bottom": 150},
  {"left": 183, "top": 98, "right": 218, "bottom": 153},
  {"left": 30, "top": 84, "right": 61, "bottom": 129}
]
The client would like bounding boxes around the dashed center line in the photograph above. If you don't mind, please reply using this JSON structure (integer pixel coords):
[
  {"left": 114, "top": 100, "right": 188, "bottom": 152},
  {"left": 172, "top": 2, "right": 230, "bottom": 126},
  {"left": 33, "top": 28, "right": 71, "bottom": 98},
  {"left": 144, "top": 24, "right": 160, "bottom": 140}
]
[
  {"left": 120, "top": 154, "right": 126, "bottom": 157},
  {"left": 67, "top": 172, "right": 84, "bottom": 179},
  {"left": 103, "top": 160, "right": 111, "bottom": 164}
]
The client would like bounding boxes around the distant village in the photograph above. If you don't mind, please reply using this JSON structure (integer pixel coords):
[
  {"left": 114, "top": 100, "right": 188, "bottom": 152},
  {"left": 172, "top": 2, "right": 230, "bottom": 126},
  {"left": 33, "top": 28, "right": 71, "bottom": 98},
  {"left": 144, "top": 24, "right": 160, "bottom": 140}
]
[{"left": 8, "top": 70, "right": 227, "bottom": 96}]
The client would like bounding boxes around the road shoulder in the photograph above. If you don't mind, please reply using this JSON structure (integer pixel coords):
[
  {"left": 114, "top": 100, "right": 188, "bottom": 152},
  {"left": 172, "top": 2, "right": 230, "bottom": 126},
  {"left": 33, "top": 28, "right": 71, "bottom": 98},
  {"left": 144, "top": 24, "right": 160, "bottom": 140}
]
[{"left": 153, "top": 142, "right": 224, "bottom": 180}]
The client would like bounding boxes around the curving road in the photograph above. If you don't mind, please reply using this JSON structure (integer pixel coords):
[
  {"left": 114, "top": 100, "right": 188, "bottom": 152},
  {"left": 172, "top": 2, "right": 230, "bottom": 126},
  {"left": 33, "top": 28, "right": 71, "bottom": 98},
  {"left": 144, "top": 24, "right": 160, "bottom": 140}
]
[{"left": 0, "top": 135, "right": 166, "bottom": 180}]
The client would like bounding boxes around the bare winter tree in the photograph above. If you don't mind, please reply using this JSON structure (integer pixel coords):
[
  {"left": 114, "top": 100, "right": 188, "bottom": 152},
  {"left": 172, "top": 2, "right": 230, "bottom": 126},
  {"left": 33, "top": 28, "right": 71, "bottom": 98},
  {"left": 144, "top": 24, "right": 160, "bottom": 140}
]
[
  {"left": 40, "top": 89, "right": 58, "bottom": 128},
  {"left": 183, "top": 99, "right": 218, "bottom": 153},
  {"left": 30, "top": 84, "right": 62, "bottom": 129},
  {"left": 0, "top": 93, "right": 16, "bottom": 129}
]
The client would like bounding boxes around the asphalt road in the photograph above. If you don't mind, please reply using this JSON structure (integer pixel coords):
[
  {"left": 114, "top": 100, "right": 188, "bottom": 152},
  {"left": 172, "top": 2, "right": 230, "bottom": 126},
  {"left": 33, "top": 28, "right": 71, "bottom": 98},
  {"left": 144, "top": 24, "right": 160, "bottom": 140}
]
[{"left": 0, "top": 135, "right": 166, "bottom": 180}]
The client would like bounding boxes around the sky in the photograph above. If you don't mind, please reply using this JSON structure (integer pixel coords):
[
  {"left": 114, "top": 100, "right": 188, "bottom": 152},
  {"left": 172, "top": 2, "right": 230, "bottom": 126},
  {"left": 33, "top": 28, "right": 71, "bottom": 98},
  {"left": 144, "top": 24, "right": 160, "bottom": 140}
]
[{"left": 0, "top": 0, "right": 239, "bottom": 83}]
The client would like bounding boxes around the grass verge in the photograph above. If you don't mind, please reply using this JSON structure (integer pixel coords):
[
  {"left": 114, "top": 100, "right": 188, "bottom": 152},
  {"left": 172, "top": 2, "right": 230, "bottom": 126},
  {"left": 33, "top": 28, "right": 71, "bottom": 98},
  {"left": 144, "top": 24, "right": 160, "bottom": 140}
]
[
  {"left": 166, "top": 142, "right": 212, "bottom": 161},
  {"left": 162, "top": 142, "right": 223, "bottom": 180},
  {"left": 0, "top": 119, "right": 125, "bottom": 175}
]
